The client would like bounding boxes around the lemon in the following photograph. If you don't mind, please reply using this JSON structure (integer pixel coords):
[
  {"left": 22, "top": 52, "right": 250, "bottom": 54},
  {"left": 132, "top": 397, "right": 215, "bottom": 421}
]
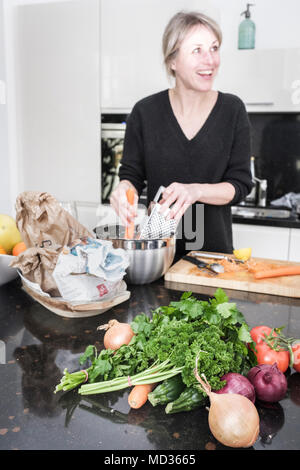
[
  {"left": 233, "top": 247, "right": 252, "bottom": 261},
  {"left": 0, "top": 214, "right": 22, "bottom": 255}
]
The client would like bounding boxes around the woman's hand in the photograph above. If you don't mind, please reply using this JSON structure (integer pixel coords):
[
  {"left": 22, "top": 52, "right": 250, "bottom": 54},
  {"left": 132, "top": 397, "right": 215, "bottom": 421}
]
[
  {"left": 159, "top": 183, "right": 201, "bottom": 221},
  {"left": 110, "top": 180, "right": 138, "bottom": 225},
  {"left": 159, "top": 182, "right": 235, "bottom": 220}
]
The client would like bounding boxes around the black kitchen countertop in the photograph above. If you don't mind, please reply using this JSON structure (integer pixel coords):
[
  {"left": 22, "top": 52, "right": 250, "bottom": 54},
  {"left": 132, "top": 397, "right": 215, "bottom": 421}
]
[{"left": 1, "top": 276, "right": 300, "bottom": 455}]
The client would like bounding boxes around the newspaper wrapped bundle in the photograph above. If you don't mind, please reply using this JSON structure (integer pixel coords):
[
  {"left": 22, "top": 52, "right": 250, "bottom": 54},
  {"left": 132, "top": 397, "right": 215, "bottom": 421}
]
[
  {"left": 52, "top": 237, "right": 130, "bottom": 302},
  {"left": 10, "top": 191, "right": 93, "bottom": 296},
  {"left": 10, "top": 192, "right": 131, "bottom": 315}
]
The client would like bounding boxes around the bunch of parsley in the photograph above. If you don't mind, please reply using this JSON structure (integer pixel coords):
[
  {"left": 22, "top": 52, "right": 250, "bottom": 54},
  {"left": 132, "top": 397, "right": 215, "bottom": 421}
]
[
  {"left": 56, "top": 289, "right": 256, "bottom": 391},
  {"left": 55, "top": 289, "right": 256, "bottom": 394}
]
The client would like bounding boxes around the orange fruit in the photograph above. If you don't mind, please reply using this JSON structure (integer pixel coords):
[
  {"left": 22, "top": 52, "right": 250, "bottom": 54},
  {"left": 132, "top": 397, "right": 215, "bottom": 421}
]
[
  {"left": 12, "top": 241, "right": 27, "bottom": 257},
  {"left": 0, "top": 244, "right": 7, "bottom": 255}
]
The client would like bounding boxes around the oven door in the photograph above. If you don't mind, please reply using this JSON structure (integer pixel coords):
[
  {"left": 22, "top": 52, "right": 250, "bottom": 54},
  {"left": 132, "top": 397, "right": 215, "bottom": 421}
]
[
  {"left": 101, "top": 119, "right": 147, "bottom": 206},
  {"left": 101, "top": 122, "right": 126, "bottom": 203}
]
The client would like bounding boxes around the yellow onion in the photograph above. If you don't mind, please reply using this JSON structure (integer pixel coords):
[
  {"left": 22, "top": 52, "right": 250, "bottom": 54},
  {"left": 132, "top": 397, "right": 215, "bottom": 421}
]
[
  {"left": 194, "top": 357, "right": 260, "bottom": 448},
  {"left": 97, "top": 319, "right": 135, "bottom": 351}
]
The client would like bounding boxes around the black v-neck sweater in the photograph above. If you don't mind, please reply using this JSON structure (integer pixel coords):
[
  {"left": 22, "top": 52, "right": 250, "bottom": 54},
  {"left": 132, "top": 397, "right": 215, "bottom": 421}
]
[{"left": 119, "top": 89, "right": 252, "bottom": 255}]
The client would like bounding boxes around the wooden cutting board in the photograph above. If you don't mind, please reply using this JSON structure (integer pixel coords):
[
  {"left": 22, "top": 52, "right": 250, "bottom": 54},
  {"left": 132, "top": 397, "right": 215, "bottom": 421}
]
[{"left": 164, "top": 251, "right": 300, "bottom": 298}]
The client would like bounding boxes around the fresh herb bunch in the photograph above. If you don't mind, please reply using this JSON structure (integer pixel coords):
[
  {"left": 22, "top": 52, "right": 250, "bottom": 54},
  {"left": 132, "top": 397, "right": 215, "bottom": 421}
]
[{"left": 55, "top": 288, "right": 257, "bottom": 395}]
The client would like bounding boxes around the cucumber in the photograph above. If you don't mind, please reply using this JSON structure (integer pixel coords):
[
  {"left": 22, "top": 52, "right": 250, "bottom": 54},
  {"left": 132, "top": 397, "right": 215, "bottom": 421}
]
[
  {"left": 148, "top": 374, "right": 185, "bottom": 406},
  {"left": 165, "top": 386, "right": 207, "bottom": 414}
]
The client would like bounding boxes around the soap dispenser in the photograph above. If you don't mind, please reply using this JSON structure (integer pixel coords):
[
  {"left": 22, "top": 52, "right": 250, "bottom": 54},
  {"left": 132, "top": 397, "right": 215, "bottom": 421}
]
[{"left": 238, "top": 3, "right": 256, "bottom": 50}]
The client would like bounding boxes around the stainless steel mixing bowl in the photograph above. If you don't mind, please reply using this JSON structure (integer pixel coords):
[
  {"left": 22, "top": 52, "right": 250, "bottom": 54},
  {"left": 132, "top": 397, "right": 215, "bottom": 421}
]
[{"left": 94, "top": 224, "right": 176, "bottom": 285}]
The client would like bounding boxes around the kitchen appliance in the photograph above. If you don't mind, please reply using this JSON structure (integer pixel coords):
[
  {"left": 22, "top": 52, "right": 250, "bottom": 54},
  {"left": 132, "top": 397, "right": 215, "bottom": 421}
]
[
  {"left": 101, "top": 114, "right": 147, "bottom": 206},
  {"left": 101, "top": 115, "right": 127, "bottom": 204}
]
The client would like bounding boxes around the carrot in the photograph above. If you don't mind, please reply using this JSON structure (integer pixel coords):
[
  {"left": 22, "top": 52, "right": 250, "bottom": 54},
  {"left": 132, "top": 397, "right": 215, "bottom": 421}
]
[
  {"left": 125, "top": 224, "right": 135, "bottom": 239},
  {"left": 128, "top": 383, "right": 156, "bottom": 409},
  {"left": 125, "top": 188, "right": 135, "bottom": 239},
  {"left": 218, "top": 259, "right": 246, "bottom": 273},
  {"left": 254, "top": 265, "right": 300, "bottom": 280},
  {"left": 247, "top": 260, "right": 276, "bottom": 273},
  {"left": 126, "top": 188, "right": 135, "bottom": 205}
]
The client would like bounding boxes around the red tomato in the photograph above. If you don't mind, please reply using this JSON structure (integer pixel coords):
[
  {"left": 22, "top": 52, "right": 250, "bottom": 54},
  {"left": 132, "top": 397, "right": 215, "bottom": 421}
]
[
  {"left": 255, "top": 343, "right": 290, "bottom": 373},
  {"left": 292, "top": 343, "right": 300, "bottom": 372},
  {"left": 250, "top": 326, "right": 277, "bottom": 344}
]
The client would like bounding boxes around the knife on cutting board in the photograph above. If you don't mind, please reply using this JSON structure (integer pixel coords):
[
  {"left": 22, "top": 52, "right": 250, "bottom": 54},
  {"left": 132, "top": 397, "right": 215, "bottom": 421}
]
[
  {"left": 183, "top": 255, "right": 224, "bottom": 274},
  {"left": 192, "top": 252, "right": 245, "bottom": 264}
]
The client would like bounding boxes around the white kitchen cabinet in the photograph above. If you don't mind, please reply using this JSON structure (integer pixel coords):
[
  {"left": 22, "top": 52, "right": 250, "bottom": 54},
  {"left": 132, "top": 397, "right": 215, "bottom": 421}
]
[
  {"left": 12, "top": 0, "right": 100, "bottom": 203},
  {"left": 214, "top": 49, "right": 280, "bottom": 110},
  {"left": 289, "top": 228, "right": 300, "bottom": 262},
  {"left": 100, "top": 0, "right": 220, "bottom": 112},
  {"left": 100, "top": 0, "right": 300, "bottom": 113},
  {"left": 215, "top": 48, "right": 300, "bottom": 113},
  {"left": 232, "top": 223, "right": 290, "bottom": 261},
  {"left": 277, "top": 48, "right": 300, "bottom": 112}
]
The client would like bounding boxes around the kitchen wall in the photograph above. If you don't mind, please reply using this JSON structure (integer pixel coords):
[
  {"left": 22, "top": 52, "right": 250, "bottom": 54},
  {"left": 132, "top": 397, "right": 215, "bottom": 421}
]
[
  {"left": 220, "top": 0, "right": 300, "bottom": 203},
  {"left": 0, "top": 0, "right": 11, "bottom": 215},
  {"left": 100, "top": 0, "right": 300, "bottom": 204},
  {"left": 100, "top": 0, "right": 300, "bottom": 111},
  {"left": 248, "top": 112, "right": 300, "bottom": 203},
  {"left": 2, "top": 0, "right": 101, "bottom": 219},
  {"left": 214, "top": 0, "right": 300, "bottom": 50},
  {"left": 1, "top": 0, "right": 300, "bottom": 217}
]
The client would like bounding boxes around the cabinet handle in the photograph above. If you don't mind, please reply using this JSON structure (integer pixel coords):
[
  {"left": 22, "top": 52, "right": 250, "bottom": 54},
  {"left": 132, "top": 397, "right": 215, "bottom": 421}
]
[{"left": 245, "top": 102, "right": 274, "bottom": 106}]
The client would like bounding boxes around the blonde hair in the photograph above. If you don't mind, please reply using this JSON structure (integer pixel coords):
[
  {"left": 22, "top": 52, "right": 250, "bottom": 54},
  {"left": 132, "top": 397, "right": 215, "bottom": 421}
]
[{"left": 162, "top": 10, "right": 222, "bottom": 77}]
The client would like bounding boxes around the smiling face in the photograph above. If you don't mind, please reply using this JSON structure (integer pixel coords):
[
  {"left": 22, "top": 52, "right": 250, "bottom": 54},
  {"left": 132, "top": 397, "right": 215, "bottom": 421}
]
[{"left": 170, "top": 24, "right": 220, "bottom": 92}]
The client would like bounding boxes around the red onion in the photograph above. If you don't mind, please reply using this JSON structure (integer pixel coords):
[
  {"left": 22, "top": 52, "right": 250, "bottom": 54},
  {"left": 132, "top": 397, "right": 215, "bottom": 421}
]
[
  {"left": 247, "top": 363, "right": 287, "bottom": 403},
  {"left": 214, "top": 372, "right": 256, "bottom": 403}
]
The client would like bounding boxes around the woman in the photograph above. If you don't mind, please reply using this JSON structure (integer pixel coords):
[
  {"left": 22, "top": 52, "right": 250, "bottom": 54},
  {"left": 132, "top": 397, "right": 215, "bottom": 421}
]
[{"left": 110, "top": 10, "right": 252, "bottom": 260}]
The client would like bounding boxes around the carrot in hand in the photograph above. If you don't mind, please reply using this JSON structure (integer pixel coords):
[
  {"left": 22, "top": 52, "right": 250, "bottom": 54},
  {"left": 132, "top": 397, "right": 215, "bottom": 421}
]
[
  {"left": 126, "top": 187, "right": 135, "bottom": 205},
  {"left": 125, "top": 223, "right": 135, "bottom": 239},
  {"left": 254, "top": 265, "right": 300, "bottom": 280},
  {"left": 128, "top": 383, "right": 156, "bottom": 409},
  {"left": 125, "top": 188, "right": 135, "bottom": 239}
]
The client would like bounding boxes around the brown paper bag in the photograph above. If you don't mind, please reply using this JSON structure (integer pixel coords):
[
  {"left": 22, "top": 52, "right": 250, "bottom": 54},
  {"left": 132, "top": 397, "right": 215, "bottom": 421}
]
[
  {"left": 11, "top": 191, "right": 94, "bottom": 296},
  {"left": 11, "top": 246, "right": 60, "bottom": 296},
  {"left": 15, "top": 191, "right": 93, "bottom": 250}
]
